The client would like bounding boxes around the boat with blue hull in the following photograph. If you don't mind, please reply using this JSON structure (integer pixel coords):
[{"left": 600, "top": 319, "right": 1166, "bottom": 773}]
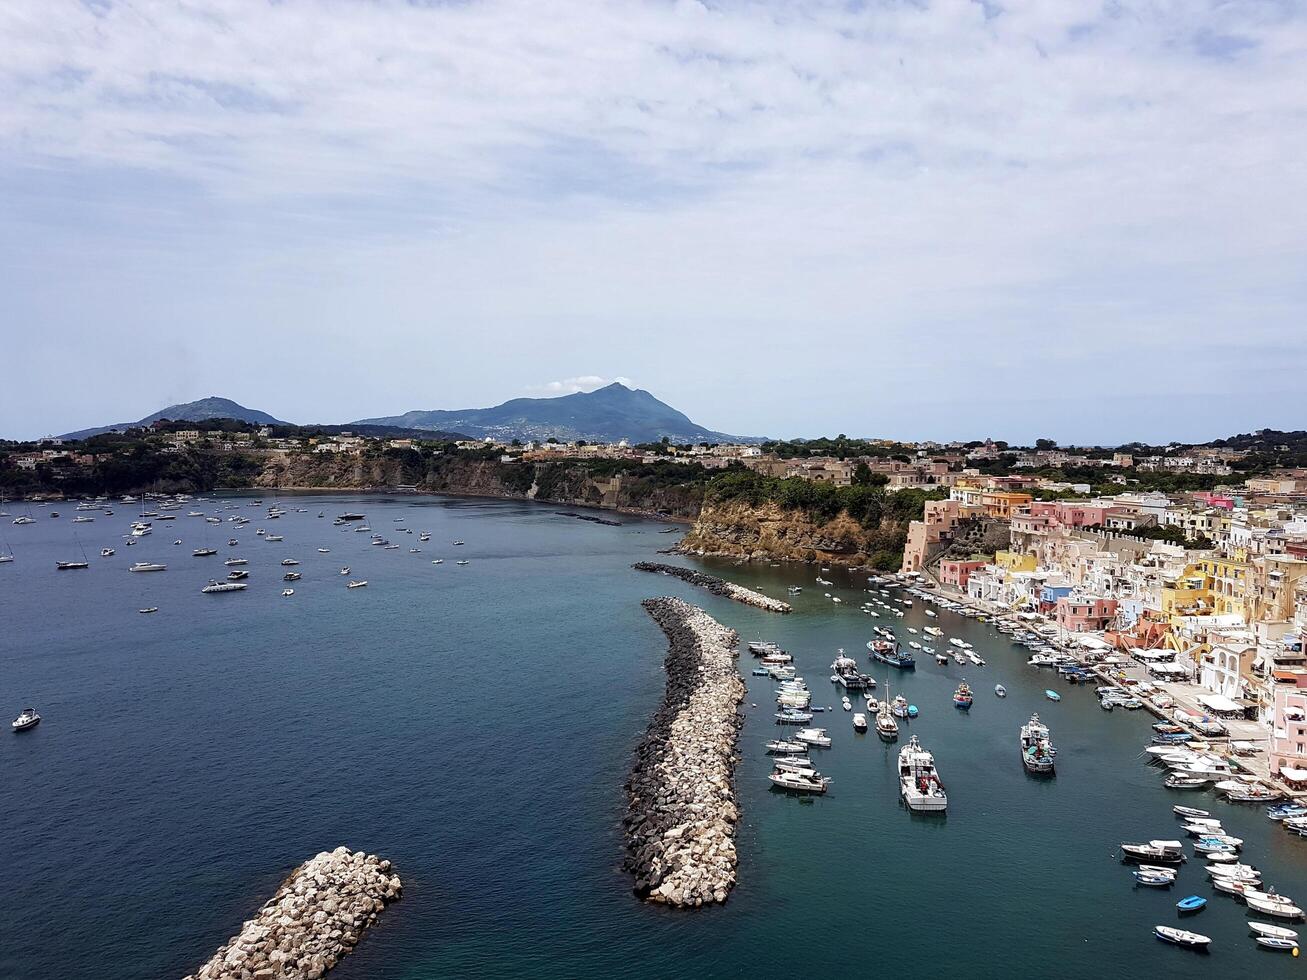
[{"left": 867, "top": 639, "right": 915, "bottom": 670}]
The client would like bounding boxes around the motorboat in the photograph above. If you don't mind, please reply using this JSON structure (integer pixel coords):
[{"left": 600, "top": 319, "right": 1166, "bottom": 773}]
[
  {"left": 1255, "top": 936, "right": 1299, "bottom": 952},
  {"left": 282, "top": 589, "right": 295, "bottom": 597},
  {"left": 898, "top": 735, "right": 947, "bottom": 812},
  {"left": 283, "top": 572, "right": 301, "bottom": 581},
  {"left": 795, "top": 727, "right": 831, "bottom": 748},
  {"left": 128, "top": 561, "right": 167, "bottom": 573},
  {"left": 876, "top": 705, "right": 899, "bottom": 741},
  {"left": 56, "top": 560, "right": 89, "bottom": 570},
  {"left": 1174, "top": 805, "right": 1211, "bottom": 819},
  {"left": 138, "top": 606, "right": 158, "bottom": 614},
  {"left": 455, "top": 560, "right": 470, "bottom": 566},
  {"left": 192, "top": 548, "right": 217, "bottom": 557},
  {"left": 768, "top": 770, "right": 829, "bottom": 793},
  {"left": 853, "top": 712, "right": 868, "bottom": 732},
  {"left": 771, "top": 756, "right": 815, "bottom": 774},
  {"left": 226, "top": 570, "right": 249, "bottom": 581},
  {"left": 952, "top": 681, "right": 973, "bottom": 710},
  {"left": 340, "top": 567, "right": 350, "bottom": 575},
  {"left": 776, "top": 709, "right": 814, "bottom": 724},
  {"left": 318, "top": 548, "right": 330, "bottom": 553},
  {"left": 765, "top": 739, "right": 807, "bottom": 755},
  {"left": 1153, "top": 926, "right": 1210, "bottom": 949},
  {"left": 281, "top": 558, "right": 299, "bottom": 566},
  {"left": 1165, "top": 775, "right": 1211, "bottom": 790},
  {"left": 1121, "top": 841, "right": 1186, "bottom": 865},
  {"left": 1176, "top": 896, "right": 1207, "bottom": 913},
  {"left": 11, "top": 707, "right": 40, "bottom": 731},
  {"left": 346, "top": 580, "right": 368, "bottom": 589},
  {"left": 1249, "top": 922, "right": 1299, "bottom": 941},
  {"left": 994, "top": 684, "right": 1007, "bottom": 697},
  {"left": 100, "top": 547, "right": 115, "bottom": 557},
  {"left": 890, "top": 695, "right": 910, "bottom": 718},
  {"left": 1020, "top": 714, "right": 1056, "bottom": 774},
  {"left": 1134, "top": 871, "right": 1175, "bottom": 887},
  {"left": 1044, "top": 690, "right": 1061, "bottom": 702},
  {"left": 1245, "top": 892, "right": 1305, "bottom": 920},
  {"left": 201, "top": 580, "right": 247, "bottom": 593}
]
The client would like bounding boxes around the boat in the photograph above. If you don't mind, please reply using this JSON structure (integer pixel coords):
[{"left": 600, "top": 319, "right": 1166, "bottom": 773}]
[
  {"left": 776, "top": 709, "right": 814, "bottom": 724},
  {"left": 264, "top": 534, "right": 284, "bottom": 542},
  {"left": 994, "top": 684, "right": 1006, "bottom": 697},
  {"left": 1255, "top": 936, "right": 1299, "bottom": 952},
  {"left": 56, "top": 560, "right": 89, "bottom": 570},
  {"left": 192, "top": 548, "right": 217, "bottom": 557},
  {"left": 772, "top": 756, "right": 815, "bottom": 773},
  {"left": 100, "top": 547, "right": 115, "bottom": 557},
  {"left": 1176, "top": 896, "right": 1207, "bottom": 913},
  {"left": 347, "top": 580, "right": 368, "bottom": 589},
  {"left": 224, "top": 558, "right": 247, "bottom": 566},
  {"left": 1134, "top": 871, "right": 1175, "bottom": 887},
  {"left": 1245, "top": 892, "right": 1305, "bottom": 920},
  {"left": 283, "top": 572, "right": 301, "bottom": 581},
  {"left": 1249, "top": 922, "right": 1299, "bottom": 941},
  {"left": 866, "top": 639, "right": 915, "bottom": 670},
  {"left": 890, "top": 695, "right": 910, "bottom": 718},
  {"left": 11, "top": 516, "right": 35, "bottom": 525},
  {"left": 1121, "top": 841, "right": 1186, "bottom": 865},
  {"left": 1044, "top": 690, "right": 1061, "bottom": 702},
  {"left": 898, "top": 735, "right": 947, "bottom": 812},
  {"left": 795, "top": 727, "right": 831, "bottom": 748},
  {"left": 1153, "top": 926, "right": 1210, "bottom": 949},
  {"left": 282, "top": 589, "right": 295, "bottom": 597},
  {"left": 280, "top": 558, "right": 299, "bottom": 566},
  {"left": 11, "top": 707, "right": 40, "bottom": 731},
  {"left": 226, "top": 570, "right": 249, "bottom": 581},
  {"left": 318, "top": 548, "right": 330, "bottom": 553},
  {"left": 455, "top": 559, "right": 470, "bottom": 565},
  {"left": 227, "top": 538, "right": 238, "bottom": 546},
  {"left": 853, "top": 712, "right": 868, "bottom": 732},
  {"left": 1165, "top": 774, "right": 1211, "bottom": 790},
  {"left": 1020, "top": 714, "right": 1056, "bottom": 774},
  {"left": 201, "top": 580, "right": 247, "bottom": 593},
  {"left": 431, "top": 559, "right": 443, "bottom": 565},
  {"left": 340, "top": 567, "right": 350, "bottom": 575},
  {"left": 129, "top": 561, "right": 166, "bottom": 572},
  {"left": 768, "top": 770, "right": 829, "bottom": 793},
  {"left": 1173, "top": 805, "right": 1211, "bottom": 819},
  {"left": 952, "top": 681, "right": 974, "bottom": 710},
  {"left": 765, "top": 739, "right": 807, "bottom": 754}
]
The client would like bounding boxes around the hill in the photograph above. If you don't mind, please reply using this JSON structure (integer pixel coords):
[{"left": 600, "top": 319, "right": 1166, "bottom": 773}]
[
  {"left": 354, "top": 383, "right": 757, "bottom": 444},
  {"left": 61, "top": 397, "right": 286, "bottom": 440}
]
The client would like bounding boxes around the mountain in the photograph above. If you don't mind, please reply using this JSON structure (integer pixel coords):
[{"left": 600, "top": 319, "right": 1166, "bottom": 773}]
[
  {"left": 354, "top": 383, "right": 758, "bottom": 444},
  {"left": 61, "top": 397, "right": 286, "bottom": 440}
]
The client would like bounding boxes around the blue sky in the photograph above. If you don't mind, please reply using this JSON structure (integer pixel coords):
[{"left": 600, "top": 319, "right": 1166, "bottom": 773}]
[{"left": 2, "top": 0, "right": 1305, "bottom": 444}]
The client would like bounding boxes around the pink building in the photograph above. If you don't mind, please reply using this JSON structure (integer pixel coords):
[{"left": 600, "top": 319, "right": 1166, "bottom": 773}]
[
  {"left": 1271, "top": 680, "right": 1307, "bottom": 780},
  {"left": 1054, "top": 596, "right": 1119, "bottom": 632},
  {"left": 939, "top": 559, "right": 988, "bottom": 591},
  {"left": 1026, "top": 501, "right": 1111, "bottom": 528},
  {"left": 1193, "top": 491, "right": 1235, "bottom": 510}
]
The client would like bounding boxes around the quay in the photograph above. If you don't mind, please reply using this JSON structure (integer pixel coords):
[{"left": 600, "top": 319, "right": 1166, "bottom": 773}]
[
  {"left": 914, "top": 575, "right": 1299, "bottom": 800},
  {"left": 632, "top": 562, "right": 791, "bottom": 613},
  {"left": 182, "top": 847, "right": 401, "bottom": 980},
  {"left": 625, "top": 597, "right": 745, "bottom": 906}
]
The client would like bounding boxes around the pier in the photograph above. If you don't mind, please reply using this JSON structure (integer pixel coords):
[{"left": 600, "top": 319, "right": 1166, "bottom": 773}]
[
  {"left": 631, "top": 562, "right": 791, "bottom": 613},
  {"left": 182, "top": 847, "right": 401, "bottom": 980},
  {"left": 625, "top": 597, "right": 746, "bottom": 906}
]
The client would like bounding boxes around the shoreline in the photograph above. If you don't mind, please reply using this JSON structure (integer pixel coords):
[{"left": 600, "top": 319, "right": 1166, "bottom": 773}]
[{"left": 625, "top": 597, "right": 745, "bottom": 907}]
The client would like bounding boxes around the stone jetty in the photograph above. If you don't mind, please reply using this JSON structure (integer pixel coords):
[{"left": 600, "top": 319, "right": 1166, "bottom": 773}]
[
  {"left": 182, "top": 847, "right": 401, "bottom": 980},
  {"left": 624, "top": 597, "right": 746, "bottom": 907},
  {"left": 631, "top": 561, "right": 791, "bottom": 613}
]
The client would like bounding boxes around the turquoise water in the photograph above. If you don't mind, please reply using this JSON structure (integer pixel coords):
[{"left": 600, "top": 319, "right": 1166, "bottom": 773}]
[{"left": 3, "top": 494, "right": 1307, "bottom": 978}]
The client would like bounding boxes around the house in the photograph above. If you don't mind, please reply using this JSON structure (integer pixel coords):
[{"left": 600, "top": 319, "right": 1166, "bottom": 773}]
[
  {"left": 1270, "top": 679, "right": 1307, "bottom": 779},
  {"left": 939, "top": 559, "right": 989, "bottom": 591},
  {"left": 1054, "top": 595, "right": 1119, "bottom": 632}
]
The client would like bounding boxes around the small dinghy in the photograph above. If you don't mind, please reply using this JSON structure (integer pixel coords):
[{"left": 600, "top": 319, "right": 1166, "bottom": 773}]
[
  {"left": 1045, "top": 690, "right": 1061, "bottom": 702},
  {"left": 1135, "top": 871, "right": 1175, "bottom": 888},
  {"left": 1177, "top": 896, "right": 1207, "bottom": 913},
  {"left": 1173, "top": 805, "right": 1211, "bottom": 819},
  {"left": 282, "top": 589, "right": 295, "bottom": 597},
  {"left": 765, "top": 739, "right": 807, "bottom": 755},
  {"left": 994, "top": 684, "right": 1007, "bottom": 697},
  {"left": 1154, "top": 925, "right": 1210, "bottom": 949},
  {"left": 138, "top": 606, "right": 159, "bottom": 614}
]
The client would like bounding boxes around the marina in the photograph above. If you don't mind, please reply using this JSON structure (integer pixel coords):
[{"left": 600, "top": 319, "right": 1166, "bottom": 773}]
[{"left": 7, "top": 497, "right": 1307, "bottom": 977}]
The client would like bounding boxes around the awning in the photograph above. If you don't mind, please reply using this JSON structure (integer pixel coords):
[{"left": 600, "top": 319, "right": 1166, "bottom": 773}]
[
  {"left": 1280, "top": 767, "right": 1307, "bottom": 782},
  {"left": 1197, "top": 694, "right": 1242, "bottom": 714}
]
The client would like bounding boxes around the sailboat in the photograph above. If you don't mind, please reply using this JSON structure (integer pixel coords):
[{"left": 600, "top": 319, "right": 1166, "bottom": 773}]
[
  {"left": 56, "top": 533, "right": 90, "bottom": 570},
  {"left": 875, "top": 679, "right": 900, "bottom": 741}
]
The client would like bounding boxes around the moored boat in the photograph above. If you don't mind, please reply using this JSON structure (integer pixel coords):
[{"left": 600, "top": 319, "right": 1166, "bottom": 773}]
[
  {"left": 1020, "top": 713, "right": 1056, "bottom": 774},
  {"left": 1153, "top": 925, "right": 1210, "bottom": 949},
  {"left": 11, "top": 707, "right": 40, "bottom": 731}
]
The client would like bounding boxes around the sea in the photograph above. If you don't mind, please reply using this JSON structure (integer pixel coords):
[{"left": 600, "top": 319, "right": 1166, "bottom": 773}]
[{"left": 4, "top": 491, "right": 1307, "bottom": 979}]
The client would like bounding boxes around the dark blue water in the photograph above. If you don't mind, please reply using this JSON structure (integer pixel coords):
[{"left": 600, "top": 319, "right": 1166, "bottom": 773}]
[{"left": 3, "top": 494, "right": 1306, "bottom": 978}]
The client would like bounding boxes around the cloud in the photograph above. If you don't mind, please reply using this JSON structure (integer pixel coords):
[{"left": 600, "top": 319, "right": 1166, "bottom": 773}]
[{"left": 527, "top": 376, "right": 634, "bottom": 396}]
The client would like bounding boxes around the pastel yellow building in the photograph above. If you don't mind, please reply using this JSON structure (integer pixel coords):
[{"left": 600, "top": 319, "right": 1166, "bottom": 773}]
[
  {"left": 1197, "top": 557, "right": 1249, "bottom": 620},
  {"left": 1161, "top": 564, "right": 1212, "bottom": 618},
  {"left": 995, "top": 551, "right": 1037, "bottom": 572}
]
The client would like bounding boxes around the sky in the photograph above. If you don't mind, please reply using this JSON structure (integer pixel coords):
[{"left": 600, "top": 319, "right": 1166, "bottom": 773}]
[{"left": 2, "top": 0, "right": 1305, "bottom": 444}]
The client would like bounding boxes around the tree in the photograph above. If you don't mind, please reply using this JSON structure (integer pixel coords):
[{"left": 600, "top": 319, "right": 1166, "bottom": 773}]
[{"left": 1035, "top": 438, "right": 1057, "bottom": 450}]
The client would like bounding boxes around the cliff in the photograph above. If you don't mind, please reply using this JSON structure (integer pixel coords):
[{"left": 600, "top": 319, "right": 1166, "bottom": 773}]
[
  {"left": 678, "top": 498, "right": 911, "bottom": 569},
  {"left": 256, "top": 454, "right": 704, "bottom": 520}
]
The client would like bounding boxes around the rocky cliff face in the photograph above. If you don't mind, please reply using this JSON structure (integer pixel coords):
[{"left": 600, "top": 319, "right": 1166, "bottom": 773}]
[
  {"left": 678, "top": 499, "right": 909, "bottom": 569},
  {"left": 255, "top": 454, "right": 703, "bottom": 519}
]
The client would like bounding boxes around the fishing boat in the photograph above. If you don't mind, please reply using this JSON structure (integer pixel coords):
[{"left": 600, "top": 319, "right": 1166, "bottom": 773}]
[
  {"left": 768, "top": 770, "right": 829, "bottom": 793},
  {"left": 1176, "top": 896, "right": 1207, "bottom": 913},
  {"left": 1044, "top": 690, "right": 1061, "bottom": 702},
  {"left": 1020, "top": 714, "right": 1056, "bottom": 774},
  {"left": 853, "top": 712, "right": 868, "bottom": 732},
  {"left": 1165, "top": 774, "right": 1211, "bottom": 790},
  {"left": 1121, "top": 841, "right": 1186, "bottom": 865},
  {"left": 898, "top": 735, "right": 947, "bottom": 812},
  {"left": 1245, "top": 892, "right": 1305, "bottom": 920},
  {"left": 890, "top": 695, "right": 911, "bottom": 718},
  {"left": 1153, "top": 926, "right": 1210, "bottom": 949},
  {"left": 11, "top": 707, "right": 40, "bottom": 731},
  {"left": 952, "top": 681, "right": 974, "bottom": 710},
  {"left": 994, "top": 684, "right": 1006, "bottom": 697}
]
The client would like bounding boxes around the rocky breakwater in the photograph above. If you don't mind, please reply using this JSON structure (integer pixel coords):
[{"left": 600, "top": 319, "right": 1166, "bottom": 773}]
[
  {"left": 625, "top": 597, "right": 746, "bottom": 907},
  {"left": 631, "top": 561, "right": 791, "bottom": 613},
  {"left": 183, "top": 847, "right": 401, "bottom": 980}
]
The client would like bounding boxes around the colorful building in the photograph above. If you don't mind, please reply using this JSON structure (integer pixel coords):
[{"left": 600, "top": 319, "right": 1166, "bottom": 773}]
[
  {"left": 1055, "top": 596, "right": 1119, "bottom": 632},
  {"left": 939, "top": 559, "right": 989, "bottom": 591}
]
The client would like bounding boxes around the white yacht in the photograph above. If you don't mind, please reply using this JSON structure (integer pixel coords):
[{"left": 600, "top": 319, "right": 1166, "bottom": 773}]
[
  {"left": 201, "top": 579, "right": 247, "bottom": 593},
  {"left": 347, "top": 580, "right": 368, "bottom": 589},
  {"left": 224, "top": 558, "right": 247, "bottom": 566},
  {"left": 795, "top": 727, "right": 831, "bottom": 748},
  {"left": 12, "top": 516, "right": 36, "bottom": 525},
  {"left": 101, "top": 547, "right": 115, "bottom": 557},
  {"left": 768, "top": 770, "right": 829, "bottom": 793},
  {"left": 192, "top": 548, "right": 217, "bottom": 557},
  {"left": 129, "top": 561, "right": 167, "bottom": 572},
  {"left": 898, "top": 735, "right": 948, "bottom": 812},
  {"left": 12, "top": 707, "right": 41, "bottom": 731}
]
